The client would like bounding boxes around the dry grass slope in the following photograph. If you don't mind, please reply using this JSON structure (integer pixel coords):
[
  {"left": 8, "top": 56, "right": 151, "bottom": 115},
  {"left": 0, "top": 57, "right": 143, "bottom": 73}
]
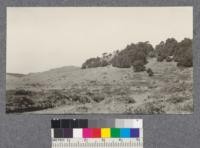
[{"left": 6, "top": 58, "right": 193, "bottom": 114}]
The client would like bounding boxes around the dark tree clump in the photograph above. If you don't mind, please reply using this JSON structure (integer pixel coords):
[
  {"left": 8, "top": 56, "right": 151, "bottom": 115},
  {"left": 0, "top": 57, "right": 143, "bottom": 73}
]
[
  {"left": 81, "top": 57, "right": 109, "bottom": 69},
  {"left": 111, "top": 41, "right": 153, "bottom": 70},
  {"left": 155, "top": 38, "right": 179, "bottom": 60},
  {"left": 155, "top": 38, "right": 192, "bottom": 67},
  {"left": 175, "top": 38, "right": 193, "bottom": 67}
]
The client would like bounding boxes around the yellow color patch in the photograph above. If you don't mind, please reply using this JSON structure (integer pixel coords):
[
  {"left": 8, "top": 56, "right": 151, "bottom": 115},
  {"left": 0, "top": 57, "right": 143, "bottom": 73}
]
[{"left": 101, "top": 128, "right": 111, "bottom": 138}]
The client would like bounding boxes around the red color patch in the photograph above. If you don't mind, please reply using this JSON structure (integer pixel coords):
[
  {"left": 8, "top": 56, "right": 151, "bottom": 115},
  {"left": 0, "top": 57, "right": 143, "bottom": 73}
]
[{"left": 92, "top": 128, "right": 101, "bottom": 138}]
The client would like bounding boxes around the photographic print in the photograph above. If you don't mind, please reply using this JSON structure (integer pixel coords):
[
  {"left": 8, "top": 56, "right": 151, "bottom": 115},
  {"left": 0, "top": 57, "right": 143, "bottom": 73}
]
[{"left": 6, "top": 7, "right": 193, "bottom": 114}]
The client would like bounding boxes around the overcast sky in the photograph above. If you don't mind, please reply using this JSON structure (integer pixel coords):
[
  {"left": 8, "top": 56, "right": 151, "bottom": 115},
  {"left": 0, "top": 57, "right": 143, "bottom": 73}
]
[{"left": 7, "top": 7, "right": 193, "bottom": 74}]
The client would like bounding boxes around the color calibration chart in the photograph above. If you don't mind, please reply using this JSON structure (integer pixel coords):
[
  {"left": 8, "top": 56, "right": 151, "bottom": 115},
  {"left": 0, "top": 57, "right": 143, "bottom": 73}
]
[{"left": 51, "top": 119, "right": 143, "bottom": 148}]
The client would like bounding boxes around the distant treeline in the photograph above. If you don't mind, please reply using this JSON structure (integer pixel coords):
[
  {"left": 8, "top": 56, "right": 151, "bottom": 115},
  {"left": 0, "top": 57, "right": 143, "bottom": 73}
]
[{"left": 81, "top": 38, "right": 192, "bottom": 71}]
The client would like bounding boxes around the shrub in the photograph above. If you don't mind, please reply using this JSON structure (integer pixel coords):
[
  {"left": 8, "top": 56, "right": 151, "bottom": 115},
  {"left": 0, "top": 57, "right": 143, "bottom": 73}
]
[
  {"left": 133, "top": 102, "right": 165, "bottom": 114},
  {"left": 167, "top": 96, "right": 190, "bottom": 104},
  {"left": 132, "top": 60, "right": 146, "bottom": 72},
  {"left": 127, "top": 97, "right": 136, "bottom": 103},
  {"left": 101, "top": 60, "right": 109, "bottom": 67},
  {"left": 146, "top": 68, "right": 154, "bottom": 77},
  {"left": 17, "top": 97, "right": 35, "bottom": 106},
  {"left": 148, "top": 51, "right": 156, "bottom": 58},
  {"left": 93, "top": 95, "right": 105, "bottom": 102},
  {"left": 166, "top": 56, "right": 173, "bottom": 62},
  {"left": 15, "top": 89, "right": 32, "bottom": 95},
  {"left": 178, "top": 100, "right": 193, "bottom": 112},
  {"left": 79, "top": 96, "right": 91, "bottom": 103},
  {"left": 81, "top": 65, "right": 86, "bottom": 69},
  {"left": 157, "top": 56, "right": 164, "bottom": 62},
  {"left": 69, "top": 94, "right": 91, "bottom": 104}
]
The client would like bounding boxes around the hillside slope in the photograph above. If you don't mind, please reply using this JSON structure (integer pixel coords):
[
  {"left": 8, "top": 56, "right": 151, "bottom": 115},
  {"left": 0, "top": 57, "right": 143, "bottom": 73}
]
[{"left": 6, "top": 58, "right": 193, "bottom": 114}]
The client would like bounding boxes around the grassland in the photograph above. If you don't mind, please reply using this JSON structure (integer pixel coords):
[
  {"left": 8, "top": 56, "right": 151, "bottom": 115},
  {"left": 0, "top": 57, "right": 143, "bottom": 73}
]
[{"left": 6, "top": 58, "right": 193, "bottom": 114}]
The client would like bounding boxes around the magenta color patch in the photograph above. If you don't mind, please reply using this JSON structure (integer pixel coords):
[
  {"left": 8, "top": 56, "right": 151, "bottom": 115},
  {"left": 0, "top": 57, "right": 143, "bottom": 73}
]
[{"left": 83, "top": 128, "right": 92, "bottom": 138}]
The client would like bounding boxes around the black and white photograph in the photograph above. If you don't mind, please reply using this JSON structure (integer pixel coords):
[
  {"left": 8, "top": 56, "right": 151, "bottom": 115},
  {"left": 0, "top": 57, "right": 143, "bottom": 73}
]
[{"left": 6, "top": 7, "right": 193, "bottom": 114}]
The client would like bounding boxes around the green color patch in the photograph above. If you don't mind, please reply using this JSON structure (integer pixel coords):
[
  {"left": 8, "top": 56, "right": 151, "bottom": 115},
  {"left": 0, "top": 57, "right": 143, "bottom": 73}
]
[{"left": 111, "top": 128, "right": 120, "bottom": 138}]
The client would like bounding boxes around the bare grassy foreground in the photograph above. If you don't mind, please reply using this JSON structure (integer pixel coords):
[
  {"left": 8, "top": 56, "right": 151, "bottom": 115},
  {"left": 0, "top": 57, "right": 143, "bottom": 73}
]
[{"left": 6, "top": 58, "right": 193, "bottom": 114}]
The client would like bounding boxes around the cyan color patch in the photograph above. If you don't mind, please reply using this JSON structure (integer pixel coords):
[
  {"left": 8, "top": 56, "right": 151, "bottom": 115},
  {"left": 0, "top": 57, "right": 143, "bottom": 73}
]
[{"left": 120, "top": 128, "right": 130, "bottom": 138}]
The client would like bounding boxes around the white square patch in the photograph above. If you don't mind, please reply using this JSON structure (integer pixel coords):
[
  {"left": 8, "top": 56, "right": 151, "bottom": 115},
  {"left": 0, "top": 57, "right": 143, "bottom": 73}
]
[{"left": 73, "top": 128, "right": 82, "bottom": 138}]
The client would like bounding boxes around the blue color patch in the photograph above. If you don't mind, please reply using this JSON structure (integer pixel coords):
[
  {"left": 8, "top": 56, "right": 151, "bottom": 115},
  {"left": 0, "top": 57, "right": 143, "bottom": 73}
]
[
  {"left": 120, "top": 128, "right": 130, "bottom": 138},
  {"left": 130, "top": 128, "right": 140, "bottom": 138}
]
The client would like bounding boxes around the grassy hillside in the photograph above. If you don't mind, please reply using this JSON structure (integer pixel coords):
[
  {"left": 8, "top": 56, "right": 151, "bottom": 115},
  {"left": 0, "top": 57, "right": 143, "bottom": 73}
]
[{"left": 6, "top": 58, "right": 193, "bottom": 114}]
